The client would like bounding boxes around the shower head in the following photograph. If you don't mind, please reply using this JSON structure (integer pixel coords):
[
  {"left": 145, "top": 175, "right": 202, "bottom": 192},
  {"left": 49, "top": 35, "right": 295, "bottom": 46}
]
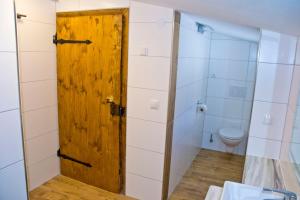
[{"left": 196, "top": 22, "right": 214, "bottom": 34}]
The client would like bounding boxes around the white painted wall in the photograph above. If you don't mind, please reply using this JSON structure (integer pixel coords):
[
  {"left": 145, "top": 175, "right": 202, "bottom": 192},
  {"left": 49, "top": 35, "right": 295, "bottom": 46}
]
[
  {"left": 15, "top": 0, "right": 59, "bottom": 191},
  {"left": 55, "top": 1, "right": 175, "bottom": 199},
  {"left": 168, "top": 13, "right": 210, "bottom": 196},
  {"left": 0, "top": 0, "right": 28, "bottom": 199},
  {"left": 247, "top": 30, "right": 298, "bottom": 159},
  {"left": 203, "top": 32, "right": 258, "bottom": 155}
]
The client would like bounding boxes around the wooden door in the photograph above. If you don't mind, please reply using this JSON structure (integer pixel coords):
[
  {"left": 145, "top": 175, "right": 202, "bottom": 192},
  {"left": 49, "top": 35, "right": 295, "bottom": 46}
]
[{"left": 56, "top": 12, "right": 123, "bottom": 193}]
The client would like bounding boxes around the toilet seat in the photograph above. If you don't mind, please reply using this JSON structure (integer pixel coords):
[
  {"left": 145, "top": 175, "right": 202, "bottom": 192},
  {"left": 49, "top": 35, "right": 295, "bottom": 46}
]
[{"left": 219, "top": 128, "right": 244, "bottom": 140}]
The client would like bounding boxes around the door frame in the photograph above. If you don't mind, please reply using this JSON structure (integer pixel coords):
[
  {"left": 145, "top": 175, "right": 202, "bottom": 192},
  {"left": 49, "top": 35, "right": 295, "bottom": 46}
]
[{"left": 56, "top": 8, "right": 129, "bottom": 193}]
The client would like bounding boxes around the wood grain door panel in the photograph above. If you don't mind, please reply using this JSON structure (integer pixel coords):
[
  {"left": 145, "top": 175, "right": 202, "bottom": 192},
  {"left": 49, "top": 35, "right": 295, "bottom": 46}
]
[{"left": 56, "top": 13, "right": 123, "bottom": 193}]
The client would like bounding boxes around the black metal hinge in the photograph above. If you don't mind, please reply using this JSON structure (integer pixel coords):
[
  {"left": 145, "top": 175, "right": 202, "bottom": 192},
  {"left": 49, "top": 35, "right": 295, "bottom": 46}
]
[
  {"left": 53, "top": 34, "right": 92, "bottom": 45},
  {"left": 57, "top": 149, "right": 92, "bottom": 168}
]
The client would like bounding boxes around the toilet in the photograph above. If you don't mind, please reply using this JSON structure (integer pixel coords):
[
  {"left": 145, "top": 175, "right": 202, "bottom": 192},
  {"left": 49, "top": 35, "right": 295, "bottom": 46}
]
[{"left": 218, "top": 128, "right": 245, "bottom": 147}]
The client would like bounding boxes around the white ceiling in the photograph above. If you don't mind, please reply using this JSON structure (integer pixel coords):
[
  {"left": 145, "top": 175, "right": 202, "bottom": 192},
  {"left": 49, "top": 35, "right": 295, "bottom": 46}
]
[{"left": 136, "top": 0, "right": 300, "bottom": 36}]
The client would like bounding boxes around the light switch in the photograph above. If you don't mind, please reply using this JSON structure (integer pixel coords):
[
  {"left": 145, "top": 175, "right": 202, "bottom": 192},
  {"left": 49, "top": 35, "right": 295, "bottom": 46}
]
[{"left": 150, "top": 99, "right": 160, "bottom": 110}]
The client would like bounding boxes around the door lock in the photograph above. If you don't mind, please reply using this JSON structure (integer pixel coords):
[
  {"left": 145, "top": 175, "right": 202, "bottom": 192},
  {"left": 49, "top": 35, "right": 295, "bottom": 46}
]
[{"left": 106, "top": 96, "right": 126, "bottom": 117}]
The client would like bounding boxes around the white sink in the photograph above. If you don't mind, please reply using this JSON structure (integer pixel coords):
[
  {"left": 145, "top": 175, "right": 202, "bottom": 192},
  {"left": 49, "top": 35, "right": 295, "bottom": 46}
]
[{"left": 221, "top": 181, "right": 284, "bottom": 200}]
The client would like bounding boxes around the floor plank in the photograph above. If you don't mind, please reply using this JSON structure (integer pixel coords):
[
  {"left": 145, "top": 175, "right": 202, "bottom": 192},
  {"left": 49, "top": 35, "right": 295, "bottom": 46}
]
[
  {"left": 29, "top": 175, "right": 134, "bottom": 200},
  {"left": 169, "top": 149, "right": 245, "bottom": 200}
]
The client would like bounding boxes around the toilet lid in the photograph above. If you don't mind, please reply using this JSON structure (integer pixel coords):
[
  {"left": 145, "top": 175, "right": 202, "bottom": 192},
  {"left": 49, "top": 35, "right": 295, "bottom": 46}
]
[{"left": 219, "top": 128, "right": 244, "bottom": 140}]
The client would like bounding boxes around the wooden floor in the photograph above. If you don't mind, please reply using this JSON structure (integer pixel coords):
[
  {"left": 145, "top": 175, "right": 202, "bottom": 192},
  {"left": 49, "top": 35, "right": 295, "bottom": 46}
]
[
  {"left": 29, "top": 175, "right": 134, "bottom": 200},
  {"left": 169, "top": 149, "right": 245, "bottom": 200},
  {"left": 30, "top": 149, "right": 244, "bottom": 200}
]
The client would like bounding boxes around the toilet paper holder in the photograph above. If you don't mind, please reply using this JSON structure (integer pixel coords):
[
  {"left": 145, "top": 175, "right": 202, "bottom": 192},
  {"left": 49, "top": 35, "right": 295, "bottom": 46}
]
[{"left": 196, "top": 101, "right": 207, "bottom": 113}]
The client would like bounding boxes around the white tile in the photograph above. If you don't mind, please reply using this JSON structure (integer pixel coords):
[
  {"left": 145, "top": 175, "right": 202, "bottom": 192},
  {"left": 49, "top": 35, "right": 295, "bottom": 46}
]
[
  {"left": 296, "top": 38, "right": 300, "bottom": 65},
  {"left": 288, "top": 66, "right": 300, "bottom": 111},
  {"left": 249, "top": 101, "right": 287, "bottom": 141},
  {"left": 0, "top": 52, "right": 20, "bottom": 112},
  {"left": 25, "top": 131, "right": 59, "bottom": 166},
  {"left": 174, "top": 84, "right": 196, "bottom": 117},
  {"left": 246, "top": 137, "right": 281, "bottom": 159},
  {"left": 247, "top": 61, "right": 257, "bottom": 81},
  {"left": 0, "top": 161, "right": 27, "bottom": 200},
  {"left": 19, "top": 52, "right": 57, "bottom": 82},
  {"left": 126, "top": 173, "right": 162, "bottom": 200},
  {"left": 126, "top": 146, "right": 164, "bottom": 181},
  {"left": 127, "top": 118, "right": 166, "bottom": 153},
  {"left": 254, "top": 63, "right": 293, "bottom": 103},
  {"left": 173, "top": 106, "right": 204, "bottom": 149},
  {"left": 176, "top": 80, "right": 207, "bottom": 116},
  {"left": 55, "top": 0, "right": 80, "bottom": 12},
  {"left": 210, "top": 39, "right": 250, "bottom": 60},
  {"left": 0, "top": 110, "right": 23, "bottom": 169},
  {"left": 207, "top": 78, "right": 249, "bottom": 100},
  {"left": 242, "top": 101, "right": 253, "bottom": 120},
  {"left": 79, "top": 0, "right": 129, "bottom": 10},
  {"left": 209, "top": 59, "right": 248, "bottom": 81},
  {"left": 249, "top": 43, "right": 258, "bottom": 61},
  {"left": 282, "top": 106, "right": 296, "bottom": 143},
  {"left": 18, "top": 21, "right": 56, "bottom": 52},
  {"left": 259, "top": 30, "right": 297, "bottom": 64},
  {"left": 0, "top": 0, "right": 16, "bottom": 52},
  {"left": 241, "top": 119, "right": 251, "bottom": 134},
  {"left": 22, "top": 106, "right": 58, "bottom": 140},
  {"left": 130, "top": 1, "right": 173, "bottom": 23},
  {"left": 127, "top": 87, "right": 168, "bottom": 123},
  {"left": 21, "top": 80, "right": 57, "bottom": 111},
  {"left": 173, "top": 107, "right": 196, "bottom": 143},
  {"left": 206, "top": 97, "right": 244, "bottom": 119},
  {"left": 16, "top": 0, "right": 56, "bottom": 24},
  {"left": 128, "top": 56, "right": 171, "bottom": 91},
  {"left": 245, "top": 82, "right": 255, "bottom": 101},
  {"left": 178, "top": 27, "right": 211, "bottom": 58},
  {"left": 27, "top": 155, "right": 60, "bottom": 191},
  {"left": 129, "top": 22, "right": 173, "bottom": 57},
  {"left": 177, "top": 58, "right": 208, "bottom": 88}
]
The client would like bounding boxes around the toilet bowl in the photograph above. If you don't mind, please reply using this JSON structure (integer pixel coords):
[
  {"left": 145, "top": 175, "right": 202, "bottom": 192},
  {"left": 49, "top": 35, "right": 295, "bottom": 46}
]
[{"left": 218, "top": 128, "right": 245, "bottom": 147}]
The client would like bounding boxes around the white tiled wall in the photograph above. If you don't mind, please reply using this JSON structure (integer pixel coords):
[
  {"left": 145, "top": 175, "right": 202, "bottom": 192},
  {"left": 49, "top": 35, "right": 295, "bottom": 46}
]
[
  {"left": 168, "top": 14, "right": 209, "bottom": 196},
  {"left": 202, "top": 32, "right": 258, "bottom": 155},
  {"left": 0, "top": 0, "right": 28, "bottom": 199},
  {"left": 127, "top": 2, "right": 174, "bottom": 199},
  {"left": 15, "top": 0, "right": 59, "bottom": 191},
  {"left": 247, "top": 30, "right": 298, "bottom": 159}
]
